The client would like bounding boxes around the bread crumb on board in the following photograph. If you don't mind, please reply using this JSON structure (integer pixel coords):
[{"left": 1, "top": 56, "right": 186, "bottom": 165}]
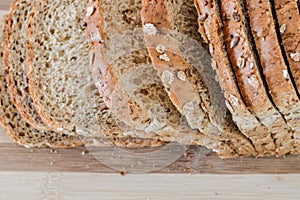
[{"left": 119, "top": 171, "right": 126, "bottom": 176}]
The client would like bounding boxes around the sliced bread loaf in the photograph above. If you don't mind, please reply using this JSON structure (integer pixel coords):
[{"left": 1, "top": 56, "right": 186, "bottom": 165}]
[
  {"left": 0, "top": 17, "right": 83, "bottom": 148},
  {"left": 140, "top": 0, "right": 256, "bottom": 155},
  {"left": 220, "top": 0, "right": 295, "bottom": 155},
  {"left": 86, "top": 0, "right": 255, "bottom": 157},
  {"left": 244, "top": 0, "right": 300, "bottom": 150},
  {"left": 4, "top": 0, "right": 50, "bottom": 131},
  {"left": 26, "top": 0, "right": 163, "bottom": 148},
  {"left": 194, "top": 0, "right": 285, "bottom": 156}
]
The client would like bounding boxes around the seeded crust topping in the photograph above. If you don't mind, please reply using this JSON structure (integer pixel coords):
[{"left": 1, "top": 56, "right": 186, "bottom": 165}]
[
  {"left": 156, "top": 44, "right": 166, "bottom": 54},
  {"left": 143, "top": 23, "right": 158, "bottom": 36},
  {"left": 159, "top": 53, "right": 171, "bottom": 62},
  {"left": 279, "top": 24, "right": 287, "bottom": 34},
  {"left": 177, "top": 71, "right": 187, "bottom": 81},
  {"left": 86, "top": 5, "right": 95, "bottom": 17},
  {"left": 290, "top": 52, "right": 300, "bottom": 62},
  {"left": 161, "top": 70, "right": 175, "bottom": 85}
]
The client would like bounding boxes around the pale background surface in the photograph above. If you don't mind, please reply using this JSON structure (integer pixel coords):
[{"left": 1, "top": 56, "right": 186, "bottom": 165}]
[{"left": 1, "top": 1, "right": 300, "bottom": 199}]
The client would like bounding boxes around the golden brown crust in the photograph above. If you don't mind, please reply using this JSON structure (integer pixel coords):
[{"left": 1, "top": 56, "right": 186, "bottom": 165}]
[
  {"left": 221, "top": 0, "right": 269, "bottom": 112},
  {"left": 86, "top": 0, "right": 153, "bottom": 131},
  {"left": 85, "top": 0, "right": 258, "bottom": 158},
  {"left": 141, "top": 0, "right": 214, "bottom": 132},
  {"left": 245, "top": 0, "right": 300, "bottom": 153},
  {"left": 221, "top": 0, "right": 297, "bottom": 155},
  {"left": 141, "top": 0, "right": 256, "bottom": 157},
  {"left": 246, "top": 0, "right": 299, "bottom": 112},
  {"left": 194, "top": 0, "right": 280, "bottom": 156},
  {"left": 274, "top": 0, "right": 300, "bottom": 94}
]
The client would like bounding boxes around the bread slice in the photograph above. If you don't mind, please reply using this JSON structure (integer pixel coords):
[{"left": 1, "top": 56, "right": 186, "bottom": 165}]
[
  {"left": 272, "top": 0, "right": 300, "bottom": 127},
  {"left": 4, "top": 0, "right": 50, "bottom": 132},
  {"left": 86, "top": 0, "right": 256, "bottom": 157},
  {"left": 0, "top": 17, "right": 83, "bottom": 148},
  {"left": 140, "top": 0, "right": 256, "bottom": 155},
  {"left": 220, "top": 0, "right": 297, "bottom": 155},
  {"left": 244, "top": 0, "right": 300, "bottom": 151},
  {"left": 273, "top": 0, "right": 300, "bottom": 94},
  {"left": 26, "top": 0, "right": 109, "bottom": 136},
  {"left": 26, "top": 0, "right": 163, "bottom": 148},
  {"left": 194, "top": 0, "right": 288, "bottom": 156}
]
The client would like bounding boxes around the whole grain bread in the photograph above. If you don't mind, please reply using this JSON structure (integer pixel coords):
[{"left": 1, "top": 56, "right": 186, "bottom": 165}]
[
  {"left": 220, "top": 0, "right": 297, "bottom": 155},
  {"left": 26, "top": 0, "right": 111, "bottom": 136},
  {"left": 194, "top": 0, "right": 290, "bottom": 156},
  {"left": 140, "top": 0, "right": 256, "bottom": 156},
  {"left": 4, "top": 0, "right": 50, "bottom": 131},
  {"left": 244, "top": 0, "right": 300, "bottom": 151},
  {"left": 86, "top": 0, "right": 255, "bottom": 157},
  {"left": 0, "top": 17, "right": 84, "bottom": 148},
  {"left": 25, "top": 0, "right": 163, "bottom": 149},
  {"left": 273, "top": 0, "right": 300, "bottom": 95}
]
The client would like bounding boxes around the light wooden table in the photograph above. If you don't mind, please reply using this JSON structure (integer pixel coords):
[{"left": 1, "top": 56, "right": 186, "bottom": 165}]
[{"left": 1, "top": 1, "right": 300, "bottom": 199}]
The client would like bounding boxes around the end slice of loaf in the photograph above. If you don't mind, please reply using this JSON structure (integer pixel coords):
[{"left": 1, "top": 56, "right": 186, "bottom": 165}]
[
  {"left": 0, "top": 17, "right": 83, "bottom": 148},
  {"left": 4, "top": 0, "right": 50, "bottom": 131},
  {"left": 86, "top": 0, "right": 255, "bottom": 158},
  {"left": 140, "top": 0, "right": 256, "bottom": 157}
]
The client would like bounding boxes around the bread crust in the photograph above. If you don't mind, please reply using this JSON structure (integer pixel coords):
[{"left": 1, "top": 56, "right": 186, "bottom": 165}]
[
  {"left": 194, "top": 0, "right": 290, "bottom": 156},
  {"left": 140, "top": 0, "right": 256, "bottom": 157},
  {"left": 85, "top": 0, "right": 256, "bottom": 158},
  {"left": 3, "top": 0, "right": 51, "bottom": 132},
  {"left": 273, "top": 0, "right": 300, "bottom": 95},
  {"left": 221, "top": 0, "right": 297, "bottom": 155},
  {"left": 0, "top": 17, "right": 84, "bottom": 148},
  {"left": 244, "top": 0, "right": 300, "bottom": 152},
  {"left": 25, "top": 0, "right": 162, "bottom": 148}
]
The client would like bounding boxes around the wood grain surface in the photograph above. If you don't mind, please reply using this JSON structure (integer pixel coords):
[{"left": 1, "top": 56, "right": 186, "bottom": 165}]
[{"left": 1, "top": 1, "right": 300, "bottom": 199}]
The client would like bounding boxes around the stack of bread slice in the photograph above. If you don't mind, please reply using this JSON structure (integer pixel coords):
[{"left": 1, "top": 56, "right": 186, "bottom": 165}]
[{"left": 0, "top": 0, "right": 299, "bottom": 158}]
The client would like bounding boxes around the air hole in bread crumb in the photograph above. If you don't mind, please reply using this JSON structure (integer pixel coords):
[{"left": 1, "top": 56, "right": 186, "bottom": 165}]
[
  {"left": 16, "top": 88, "right": 23, "bottom": 97},
  {"left": 45, "top": 62, "right": 50, "bottom": 68},
  {"left": 70, "top": 57, "right": 77, "bottom": 61},
  {"left": 50, "top": 29, "right": 55, "bottom": 34},
  {"left": 19, "top": 132, "right": 25, "bottom": 137}
]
